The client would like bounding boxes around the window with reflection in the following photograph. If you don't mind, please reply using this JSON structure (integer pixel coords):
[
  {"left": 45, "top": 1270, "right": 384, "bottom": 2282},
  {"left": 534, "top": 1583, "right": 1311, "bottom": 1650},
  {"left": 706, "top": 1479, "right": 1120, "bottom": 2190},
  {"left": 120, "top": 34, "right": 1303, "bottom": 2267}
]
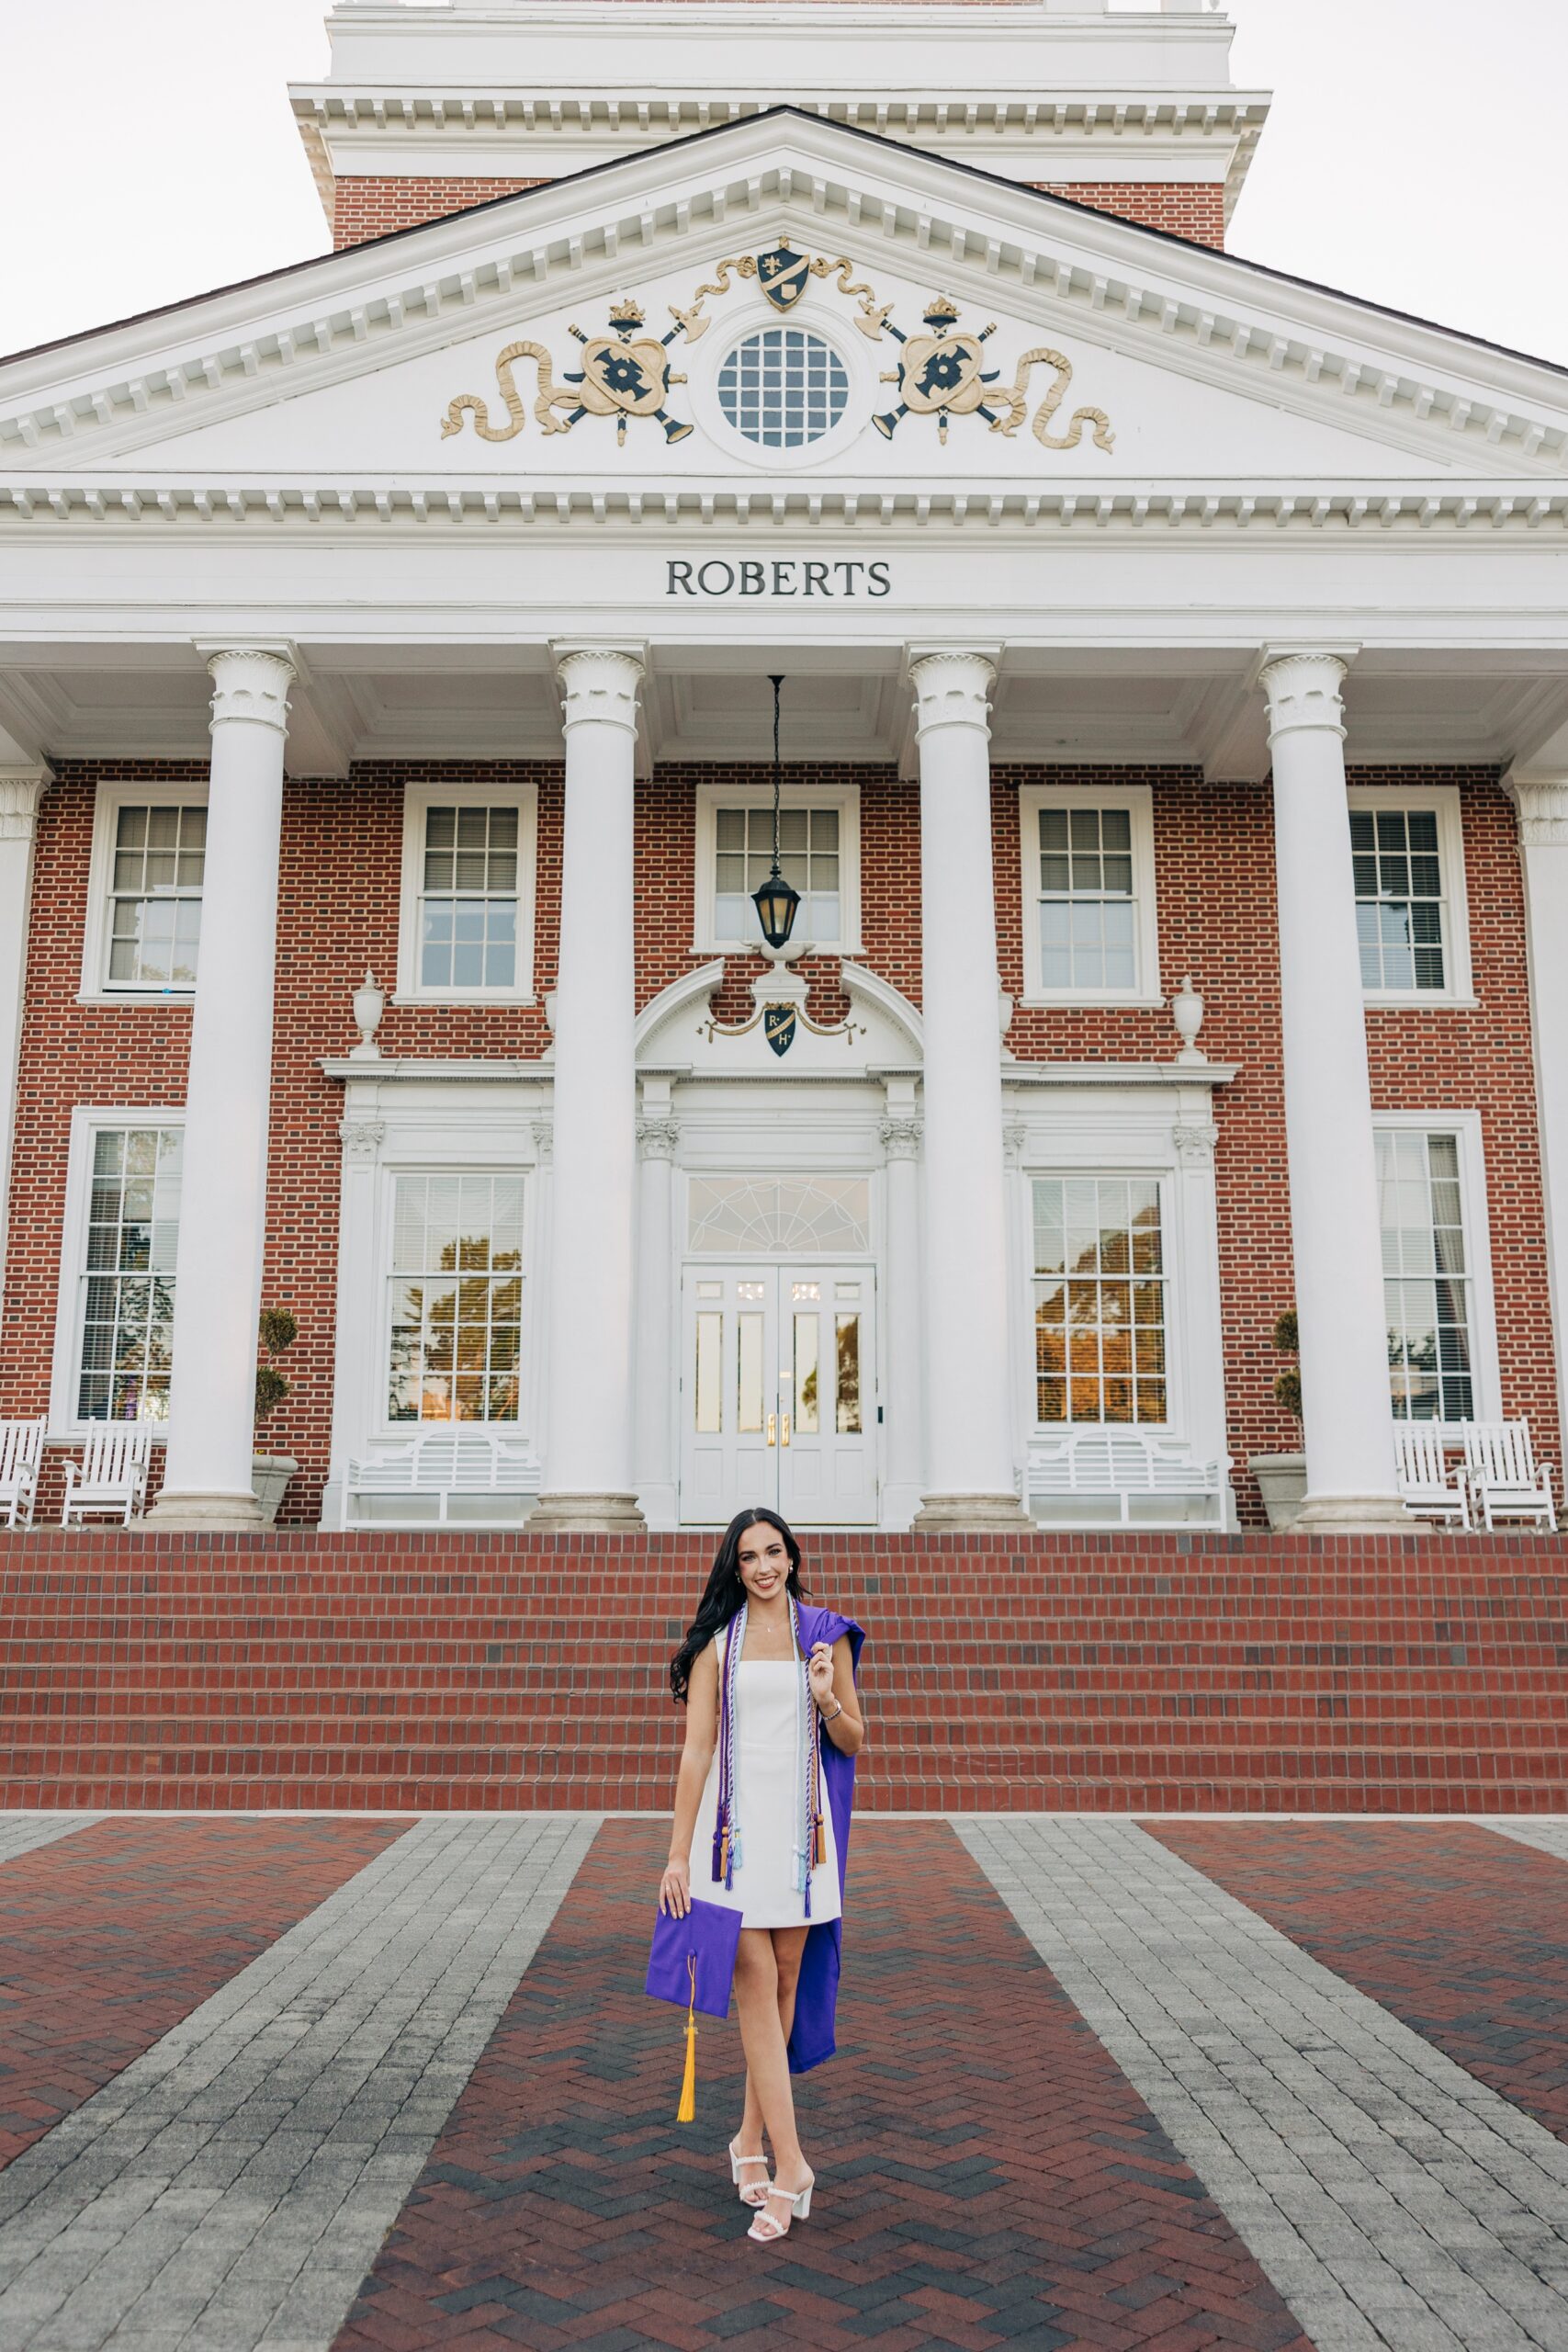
[
  {"left": 1377, "top": 1128, "right": 1473, "bottom": 1419},
  {"left": 1032, "top": 1177, "right": 1168, "bottom": 1424},
  {"left": 76, "top": 1125, "right": 183, "bottom": 1421},
  {"left": 388, "top": 1173, "right": 524, "bottom": 1422}
]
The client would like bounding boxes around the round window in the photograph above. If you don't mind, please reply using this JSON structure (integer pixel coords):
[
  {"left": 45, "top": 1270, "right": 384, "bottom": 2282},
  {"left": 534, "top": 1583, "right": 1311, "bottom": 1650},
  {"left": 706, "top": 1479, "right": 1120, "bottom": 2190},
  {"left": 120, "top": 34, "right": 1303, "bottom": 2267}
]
[{"left": 716, "top": 327, "right": 851, "bottom": 449}]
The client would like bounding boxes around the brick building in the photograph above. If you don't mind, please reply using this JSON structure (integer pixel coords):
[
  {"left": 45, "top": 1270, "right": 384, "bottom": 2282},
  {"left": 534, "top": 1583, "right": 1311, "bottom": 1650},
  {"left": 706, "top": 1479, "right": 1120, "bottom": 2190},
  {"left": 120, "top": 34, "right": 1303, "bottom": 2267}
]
[{"left": 1, "top": 0, "right": 1565, "bottom": 1543}]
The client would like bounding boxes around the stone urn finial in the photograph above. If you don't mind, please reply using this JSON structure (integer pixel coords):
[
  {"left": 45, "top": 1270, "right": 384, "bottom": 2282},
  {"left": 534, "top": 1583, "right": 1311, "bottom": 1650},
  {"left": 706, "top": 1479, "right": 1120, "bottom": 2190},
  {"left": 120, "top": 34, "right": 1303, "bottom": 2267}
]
[
  {"left": 350, "top": 967, "right": 385, "bottom": 1060},
  {"left": 1171, "top": 973, "right": 1207, "bottom": 1065}
]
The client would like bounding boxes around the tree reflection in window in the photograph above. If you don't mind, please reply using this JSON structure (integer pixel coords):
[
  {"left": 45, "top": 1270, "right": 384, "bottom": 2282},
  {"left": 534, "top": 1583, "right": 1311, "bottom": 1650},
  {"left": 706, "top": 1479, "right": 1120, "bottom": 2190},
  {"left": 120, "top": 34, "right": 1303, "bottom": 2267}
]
[
  {"left": 1032, "top": 1177, "right": 1167, "bottom": 1425},
  {"left": 388, "top": 1174, "right": 525, "bottom": 1422}
]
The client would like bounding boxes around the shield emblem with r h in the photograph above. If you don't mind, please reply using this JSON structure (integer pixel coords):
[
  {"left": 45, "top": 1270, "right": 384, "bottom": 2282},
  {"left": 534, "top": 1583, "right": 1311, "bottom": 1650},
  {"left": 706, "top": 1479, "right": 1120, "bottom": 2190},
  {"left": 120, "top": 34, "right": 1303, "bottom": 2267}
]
[
  {"left": 756, "top": 246, "right": 810, "bottom": 311},
  {"left": 763, "top": 1003, "right": 797, "bottom": 1057}
]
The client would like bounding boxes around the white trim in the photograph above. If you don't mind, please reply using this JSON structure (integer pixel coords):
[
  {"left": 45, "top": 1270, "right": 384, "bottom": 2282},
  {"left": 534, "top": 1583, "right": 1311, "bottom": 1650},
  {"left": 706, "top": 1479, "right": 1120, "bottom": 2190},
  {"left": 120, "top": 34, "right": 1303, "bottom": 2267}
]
[
  {"left": 49, "top": 1105, "right": 185, "bottom": 1439},
  {"left": 691, "top": 778, "right": 863, "bottom": 955},
  {"left": 394, "top": 777, "right": 538, "bottom": 1005},
  {"left": 1348, "top": 783, "right": 1475, "bottom": 1007},
  {"left": 1017, "top": 781, "right": 1161, "bottom": 1007},
  {"left": 78, "top": 777, "right": 209, "bottom": 1003},
  {"left": 1371, "top": 1107, "right": 1502, "bottom": 1426}
]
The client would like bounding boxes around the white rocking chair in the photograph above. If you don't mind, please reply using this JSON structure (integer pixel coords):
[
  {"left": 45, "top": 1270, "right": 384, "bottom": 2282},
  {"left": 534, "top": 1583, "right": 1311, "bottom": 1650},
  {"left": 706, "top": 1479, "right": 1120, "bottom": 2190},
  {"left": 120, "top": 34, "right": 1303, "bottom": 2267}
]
[
  {"left": 1461, "top": 1419, "right": 1558, "bottom": 1533},
  {"left": 1393, "top": 1424, "right": 1470, "bottom": 1530},
  {"left": 0, "top": 1417, "right": 46, "bottom": 1530},
  {"left": 61, "top": 1422, "right": 152, "bottom": 1526}
]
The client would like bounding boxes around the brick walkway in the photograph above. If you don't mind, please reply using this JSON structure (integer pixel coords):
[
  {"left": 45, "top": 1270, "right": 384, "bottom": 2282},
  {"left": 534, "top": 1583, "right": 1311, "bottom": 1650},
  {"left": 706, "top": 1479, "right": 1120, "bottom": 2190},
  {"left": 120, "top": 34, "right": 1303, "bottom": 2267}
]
[
  {"left": 1150, "top": 1821, "right": 1568, "bottom": 2147},
  {"left": 0, "top": 1815, "right": 402, "bottom": 2172},
  {"left": 1, "top": 1815, "right": 1567, "bottom": 2350},
  {"left": 339, "top": 1820, "right": 1313, "bottom": 2352}
]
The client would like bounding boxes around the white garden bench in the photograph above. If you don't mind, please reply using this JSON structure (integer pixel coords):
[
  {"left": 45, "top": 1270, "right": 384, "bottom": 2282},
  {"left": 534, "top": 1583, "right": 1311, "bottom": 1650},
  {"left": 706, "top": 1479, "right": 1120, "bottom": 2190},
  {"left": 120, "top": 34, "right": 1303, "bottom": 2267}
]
[
  {"left": 1026, "top": 1430, "right": 1230, "bottom": 1529},
  {"left": 1461, "top": 1419, "right": 1557, "bottom": 1532},
  {"left": 61, "top": 1423, "right": 152, "bottom": 1526},
  {"left": 0, "top": 1418, "right": 46, "bottom": 1530},
  {"left": 1394, "top": 1424, "right": 1471, "bottom": 1530},
  {"left": 341, "top": 1432, "right": 541, "bottom": 1527}
]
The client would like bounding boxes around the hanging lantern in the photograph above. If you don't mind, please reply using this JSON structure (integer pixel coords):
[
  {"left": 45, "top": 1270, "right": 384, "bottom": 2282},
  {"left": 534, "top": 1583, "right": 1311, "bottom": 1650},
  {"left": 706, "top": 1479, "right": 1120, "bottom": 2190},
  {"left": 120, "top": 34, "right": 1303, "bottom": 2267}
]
[{"left": 751, "top": 673, "right": 801, "bottom": 952}]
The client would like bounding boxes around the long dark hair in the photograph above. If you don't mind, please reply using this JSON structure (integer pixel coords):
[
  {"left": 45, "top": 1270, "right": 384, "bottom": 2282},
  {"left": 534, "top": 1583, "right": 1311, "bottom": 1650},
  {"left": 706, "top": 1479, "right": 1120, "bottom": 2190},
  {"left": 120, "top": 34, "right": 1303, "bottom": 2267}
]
[{"left": 668, "top": 1507, "right": 807, "bottom": 1704}]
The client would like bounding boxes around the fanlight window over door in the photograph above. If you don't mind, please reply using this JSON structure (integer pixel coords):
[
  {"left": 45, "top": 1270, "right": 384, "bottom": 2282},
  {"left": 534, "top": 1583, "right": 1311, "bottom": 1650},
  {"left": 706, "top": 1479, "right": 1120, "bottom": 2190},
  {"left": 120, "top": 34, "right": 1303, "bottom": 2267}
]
[{"left": 688, "top": 1176, "right": 870, "bottom": 1256}]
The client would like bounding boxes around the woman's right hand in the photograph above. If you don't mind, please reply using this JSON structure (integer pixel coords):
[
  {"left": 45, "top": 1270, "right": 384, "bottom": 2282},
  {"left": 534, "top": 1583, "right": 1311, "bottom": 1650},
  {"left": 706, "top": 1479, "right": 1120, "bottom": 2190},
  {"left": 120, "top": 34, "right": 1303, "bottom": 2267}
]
[{"left": 659, "top": 1854, "right": 691, "bottom": 1917}]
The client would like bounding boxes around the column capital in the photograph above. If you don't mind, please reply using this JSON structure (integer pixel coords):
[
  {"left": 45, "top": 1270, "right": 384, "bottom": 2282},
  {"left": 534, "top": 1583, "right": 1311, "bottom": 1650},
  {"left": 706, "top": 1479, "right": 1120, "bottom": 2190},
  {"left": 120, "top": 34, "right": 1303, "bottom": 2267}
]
[
  {"left": 908, "top": 650, "right": 998, "bottom": 740},
  {"left": 552, "top": 643, "right": 646, "bottom": 734},
  {"left": 636, "top": 1116, "right": 681, "bottom": 1161},
  {"left": 879, "top": 1114, "right": 922, "bottom": 1161},
  {"left": 204, "top": 648, "right": 295, "bottom": 735},
  {"left": 0, "top": 764, "right": 52, "bottom": 842},
  {"left": 337, "top": 1116, "right": 386, "bottom": 1164},
  {"left": 1258, "top": 650, "right": 1348, "bottom": 743},
  {"left": 1504, "top": 771, "right": 1568, "bottom": 848}
]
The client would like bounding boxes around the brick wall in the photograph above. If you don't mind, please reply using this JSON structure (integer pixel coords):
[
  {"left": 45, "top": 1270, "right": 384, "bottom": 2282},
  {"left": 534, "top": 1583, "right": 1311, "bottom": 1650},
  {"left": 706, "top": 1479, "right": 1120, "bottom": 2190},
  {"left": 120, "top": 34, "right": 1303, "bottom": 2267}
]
[
  {"left": 2, "top": 758, "right": 1551, "bottom": 1529},
  {"left": 331, "top": 173, "right": 1226, "bottom": 250},
  {"left": 1038, "top": 182, "right": 1226, "bottom": 249},
  {"left": 332, "top": 176, "right": 548, "bottom": 249}
]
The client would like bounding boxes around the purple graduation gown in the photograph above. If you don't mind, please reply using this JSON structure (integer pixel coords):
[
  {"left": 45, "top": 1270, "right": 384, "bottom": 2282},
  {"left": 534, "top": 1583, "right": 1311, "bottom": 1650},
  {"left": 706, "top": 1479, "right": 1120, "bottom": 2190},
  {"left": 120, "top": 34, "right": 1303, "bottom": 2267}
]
[{"left": 787, "top": 1604, "right": 866, "bottom": 2075}]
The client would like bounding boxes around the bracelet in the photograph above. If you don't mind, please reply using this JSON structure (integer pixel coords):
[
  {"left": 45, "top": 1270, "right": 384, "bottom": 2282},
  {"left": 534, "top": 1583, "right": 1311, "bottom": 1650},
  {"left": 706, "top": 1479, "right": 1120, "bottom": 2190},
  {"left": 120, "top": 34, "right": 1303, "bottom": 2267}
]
[{"left": 821, "top": 1701, "right": 843, "bottom": 1722}]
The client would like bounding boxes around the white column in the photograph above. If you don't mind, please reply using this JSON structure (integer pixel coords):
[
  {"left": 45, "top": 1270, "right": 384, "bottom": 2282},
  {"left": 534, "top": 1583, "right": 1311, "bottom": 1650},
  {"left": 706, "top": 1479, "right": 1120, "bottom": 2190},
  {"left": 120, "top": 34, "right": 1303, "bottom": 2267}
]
[
  {"left": 1262, "top": 652, "right": 1404, "bottom": 1529},
  {"left": 152, "top": 649, "right": 294, "bottom": 1527},
  {"left": 909, "top": 650, "right": 1029, "bottom": 1526},
  {"left": 634, "top": 1087, "right": 680, "bottom": 1528},
  {"left": 0, "top": 765, "right": 50, "bottom": 1278},
  {"left": 879, "top": 1094, "right": 924, "bottom": 1529},
  {"left": 532, "top": 645, "right": 646, "bottom": 1531},
  {"left": 1504, "top": 772, "right": 1568, "bottom": 1473}
]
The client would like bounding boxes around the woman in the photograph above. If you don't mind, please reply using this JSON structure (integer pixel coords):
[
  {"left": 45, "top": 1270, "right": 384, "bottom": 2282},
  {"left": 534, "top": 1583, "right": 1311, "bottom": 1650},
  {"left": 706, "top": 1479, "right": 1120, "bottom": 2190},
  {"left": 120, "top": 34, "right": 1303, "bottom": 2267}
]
[{"left": 660, "top": 1506, "right": 865, "bottom": 2245}]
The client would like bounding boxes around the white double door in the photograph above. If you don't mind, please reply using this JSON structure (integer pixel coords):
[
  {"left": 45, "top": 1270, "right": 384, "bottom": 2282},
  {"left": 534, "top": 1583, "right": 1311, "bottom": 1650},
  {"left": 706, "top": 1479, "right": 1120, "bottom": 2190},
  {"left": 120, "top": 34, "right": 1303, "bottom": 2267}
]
[{"left": 680, "top": 1263, "right": 877, "bottom": 1526}]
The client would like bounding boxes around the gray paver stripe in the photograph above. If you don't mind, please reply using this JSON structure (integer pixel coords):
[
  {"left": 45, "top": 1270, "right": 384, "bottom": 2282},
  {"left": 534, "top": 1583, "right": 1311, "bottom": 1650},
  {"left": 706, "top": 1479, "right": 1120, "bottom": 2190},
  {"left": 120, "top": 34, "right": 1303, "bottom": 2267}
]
[
  {"left": 0, "top": 1812, "right": 600, "bottom": 2352},
  {"left": 958, "top": 1816, "right": 1568, "bottom": 2352},
  {"left": 0, "top": 1814, "right": 105, "bottom": 1867},
  {"left": 1481, "top": 1820, "right": 1568, "bottom": 1863}
]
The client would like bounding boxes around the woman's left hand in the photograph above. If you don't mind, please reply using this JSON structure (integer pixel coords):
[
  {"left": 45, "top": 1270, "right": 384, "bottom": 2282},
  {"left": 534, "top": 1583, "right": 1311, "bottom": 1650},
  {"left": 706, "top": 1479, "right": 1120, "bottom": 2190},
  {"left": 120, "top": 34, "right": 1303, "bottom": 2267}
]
[{"left": 807, "top": 1641, "right": 836, "bottom": 1710}]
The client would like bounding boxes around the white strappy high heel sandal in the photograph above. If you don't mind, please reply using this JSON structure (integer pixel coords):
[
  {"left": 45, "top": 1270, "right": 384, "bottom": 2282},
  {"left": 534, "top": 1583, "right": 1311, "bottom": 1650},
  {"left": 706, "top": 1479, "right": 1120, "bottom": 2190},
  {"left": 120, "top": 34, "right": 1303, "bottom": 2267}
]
[
  {"left": 747, "top": 2168, "right": 814, "bottom": 2243},
  {"left": 728, "top": 2139, "right": 770, "bottom": 2208}
]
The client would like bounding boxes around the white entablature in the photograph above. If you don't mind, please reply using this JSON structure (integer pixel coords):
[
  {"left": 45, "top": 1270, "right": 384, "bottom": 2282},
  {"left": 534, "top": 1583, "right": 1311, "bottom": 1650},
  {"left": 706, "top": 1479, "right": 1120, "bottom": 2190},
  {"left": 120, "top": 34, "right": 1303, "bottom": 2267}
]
[{"left": 292, "top": 1, "right": 1267, "bottom": 216}]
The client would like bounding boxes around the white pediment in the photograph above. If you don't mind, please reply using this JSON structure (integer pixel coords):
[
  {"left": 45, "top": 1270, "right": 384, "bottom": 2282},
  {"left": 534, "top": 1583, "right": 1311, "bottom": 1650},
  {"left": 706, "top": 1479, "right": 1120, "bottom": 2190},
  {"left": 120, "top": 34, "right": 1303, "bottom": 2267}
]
[
  {"left": 637, "top": 956, "right": 920, "bottom": 1077},
  {"left": 6, "top": 111, "right": 1568, "bottom": 495}
]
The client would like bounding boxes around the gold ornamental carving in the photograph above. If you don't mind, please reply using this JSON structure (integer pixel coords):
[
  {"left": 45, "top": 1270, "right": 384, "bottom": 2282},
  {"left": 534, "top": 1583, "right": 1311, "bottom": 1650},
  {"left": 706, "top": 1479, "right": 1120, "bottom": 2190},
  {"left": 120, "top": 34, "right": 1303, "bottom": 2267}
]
[{"left": 439, "top": 248, "right": 1113, "bottom": 457}]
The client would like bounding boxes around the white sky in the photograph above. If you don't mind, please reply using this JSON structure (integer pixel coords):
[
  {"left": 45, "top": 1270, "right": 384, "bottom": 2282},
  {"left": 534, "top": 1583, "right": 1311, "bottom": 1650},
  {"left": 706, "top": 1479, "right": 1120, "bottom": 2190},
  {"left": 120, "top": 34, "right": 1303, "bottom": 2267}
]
[{"left": 3, "top": 0, "right": 1564, "bottom": 365}]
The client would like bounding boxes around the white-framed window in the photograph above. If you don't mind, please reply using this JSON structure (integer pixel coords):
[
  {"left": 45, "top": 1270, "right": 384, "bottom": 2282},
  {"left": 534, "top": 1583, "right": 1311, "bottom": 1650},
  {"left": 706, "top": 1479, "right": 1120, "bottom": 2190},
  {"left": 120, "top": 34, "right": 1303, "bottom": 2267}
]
[
  {"left": 396, "top": 782, "right": 537, "bottom": 1002},
  {"left": 50, "top": 1109, "right": 184, "bottom": 1432},
  {"left": 1032, "top": 1174, "right": 1169, "bottom": 1426},
  {"left": 692, "top": 782, "right": 861, "bottom": 954},
  {"left": 1018, "top": 786, "right": 1160, "bottom": 1003},
  {"left": 716, "top": 328, "right": 851, "bottom": 450},
  {"left": 81, "top": 781, "right": 209, "bottom": 999},
  {"left": 1348, "top": 786, "right": 1472, "bottom": 1003},
  {"left": 1375, "top": 1115, "right": 1498, "bottom": 1423},
  {"left": 385, "top": 1171, "right": 526, "bottom": 1425}
]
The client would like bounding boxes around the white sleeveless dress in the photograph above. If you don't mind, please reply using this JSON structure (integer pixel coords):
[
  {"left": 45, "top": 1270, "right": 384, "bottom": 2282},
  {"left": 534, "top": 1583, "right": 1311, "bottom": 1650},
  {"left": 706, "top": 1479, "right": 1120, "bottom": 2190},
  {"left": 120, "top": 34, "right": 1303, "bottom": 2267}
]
[{"left": 690, "top": 1633, "right": 842, "bottom": 1929}]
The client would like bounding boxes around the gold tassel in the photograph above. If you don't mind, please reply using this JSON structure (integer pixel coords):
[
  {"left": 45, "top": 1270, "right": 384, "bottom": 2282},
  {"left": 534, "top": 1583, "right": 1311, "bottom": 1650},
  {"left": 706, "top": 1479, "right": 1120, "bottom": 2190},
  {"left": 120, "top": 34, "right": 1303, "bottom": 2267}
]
[
  {"left": 814, "top": 1811, "right": 827, "bottom": 1867},
  {"left": 677, "top": 1958, "right": 697, "bottom": 2123}
]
